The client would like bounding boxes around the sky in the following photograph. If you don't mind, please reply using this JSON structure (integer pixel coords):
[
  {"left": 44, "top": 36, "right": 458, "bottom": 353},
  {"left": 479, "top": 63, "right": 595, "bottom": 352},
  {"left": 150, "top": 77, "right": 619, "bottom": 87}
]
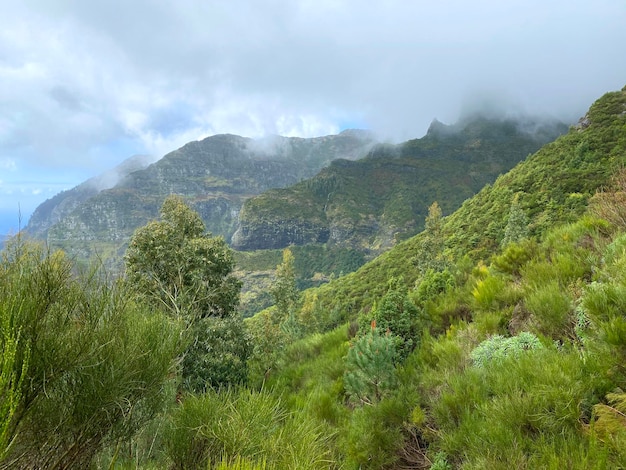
[{"left": 1, "top": 0, "right": 626, "bottom": 235}]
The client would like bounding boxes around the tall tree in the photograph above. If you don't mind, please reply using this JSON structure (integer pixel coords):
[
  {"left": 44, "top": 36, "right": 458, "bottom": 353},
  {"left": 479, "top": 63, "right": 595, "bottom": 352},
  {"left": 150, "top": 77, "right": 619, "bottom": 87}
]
[
  {"left": 270, "top": 248, "right": 301, "bottom": 334},
  {"left": 416, "top": 201, "right": 448, "bottom": 274},
  {"left": 125, "top": 195, "right": 241, "bottom": 320},
  {"left": 501, "top": 193, "right": 529, "bottom": 248},
  {"left": 125, "top": 196, "right": 249, "bottom": 391}
]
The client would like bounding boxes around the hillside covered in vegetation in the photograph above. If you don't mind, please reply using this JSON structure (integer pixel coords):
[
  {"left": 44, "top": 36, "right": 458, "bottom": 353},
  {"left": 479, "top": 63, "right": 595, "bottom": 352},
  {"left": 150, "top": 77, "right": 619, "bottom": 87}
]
[
  {"left": 232, "top": 116, "right": 566, "bottom": 253},
  {"left": 2, "top": 86, "right": 626, "bottom": 469}
]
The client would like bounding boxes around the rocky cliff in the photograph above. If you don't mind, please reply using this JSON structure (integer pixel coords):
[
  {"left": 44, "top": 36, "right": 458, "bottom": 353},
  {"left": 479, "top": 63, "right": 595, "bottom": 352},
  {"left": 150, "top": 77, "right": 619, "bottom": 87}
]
[
  {"left": 27, "top": 131, "right": 376, "bottom": 263},
  {"left": 231, "top": 116, "right": 569, "bottom": 255}
]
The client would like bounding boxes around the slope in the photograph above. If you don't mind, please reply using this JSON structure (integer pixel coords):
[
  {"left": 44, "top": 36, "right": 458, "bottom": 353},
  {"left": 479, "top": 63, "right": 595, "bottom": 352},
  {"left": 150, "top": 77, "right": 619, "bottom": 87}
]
[
  {"left": 292, "top": 86, "right": 626, "bottom": 328},
  {"left": 232, "top": 115, "right": 567, "bottom": 254},
  {"left": 246, "top": 85, "right": 626, "bottom": 469},
  {"left": 38, "top": 131, "right": 376, "bottom": 265}
]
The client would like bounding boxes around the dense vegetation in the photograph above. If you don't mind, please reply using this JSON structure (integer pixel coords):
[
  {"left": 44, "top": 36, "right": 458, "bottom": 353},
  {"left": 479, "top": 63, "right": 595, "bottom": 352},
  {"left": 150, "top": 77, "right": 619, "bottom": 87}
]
[{"left": 2, "top": 86, "right": 626, "bottom": 469}]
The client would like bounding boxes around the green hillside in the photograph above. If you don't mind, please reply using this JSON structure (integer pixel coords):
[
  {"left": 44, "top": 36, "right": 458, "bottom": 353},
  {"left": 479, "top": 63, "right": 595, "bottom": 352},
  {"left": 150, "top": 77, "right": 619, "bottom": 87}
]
[
  {"left": 232, "top": 116, "right": 567, "bottom": 253},
  {"left": 4, "top": 86, "right": 626, "bottom": 469},
  {"left": 294, "top": 88, "right": 626, "bottom": 326},
  {"left": 240, "top": 85, "right": 626, "bottom": 468}
]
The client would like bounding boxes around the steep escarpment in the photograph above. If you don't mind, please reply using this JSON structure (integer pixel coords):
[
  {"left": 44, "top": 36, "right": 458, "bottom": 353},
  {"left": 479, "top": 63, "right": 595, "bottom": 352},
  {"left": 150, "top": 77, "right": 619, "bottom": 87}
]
[
  {"left": 32, "top": 131, "right": 375, "bottom": 263},
  {"left": 232, "top": 115, "right": 568, "bottom": 254},
  {"left": 25, "top": 154, "right": 152, "bottom": 239}
]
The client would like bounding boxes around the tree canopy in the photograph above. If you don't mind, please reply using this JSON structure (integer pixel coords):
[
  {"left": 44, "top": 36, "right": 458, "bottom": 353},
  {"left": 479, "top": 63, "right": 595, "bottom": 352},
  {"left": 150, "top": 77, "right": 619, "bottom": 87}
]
[{"left": 125, "top": 195, "right": 241, "bottom": 320}]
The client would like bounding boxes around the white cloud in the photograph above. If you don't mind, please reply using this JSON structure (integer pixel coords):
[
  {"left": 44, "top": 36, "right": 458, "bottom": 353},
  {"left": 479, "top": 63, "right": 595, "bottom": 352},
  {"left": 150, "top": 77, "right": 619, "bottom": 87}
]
[{"left": 0, "top": 0, "right": 625, "bottom": 232}]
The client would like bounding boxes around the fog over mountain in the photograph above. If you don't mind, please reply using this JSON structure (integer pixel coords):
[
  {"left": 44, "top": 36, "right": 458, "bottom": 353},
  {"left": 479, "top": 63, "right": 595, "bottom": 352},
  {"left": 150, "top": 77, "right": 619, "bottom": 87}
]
[{"left": 1, "top": 0, "right": 625, "bottom": 234}]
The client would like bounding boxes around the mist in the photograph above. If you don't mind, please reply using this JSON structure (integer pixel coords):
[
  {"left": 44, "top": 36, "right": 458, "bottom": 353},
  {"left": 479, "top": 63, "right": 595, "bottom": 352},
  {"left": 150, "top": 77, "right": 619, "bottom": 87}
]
[{"left": 1, "top": 1, "right": 625, "bottom": 233}]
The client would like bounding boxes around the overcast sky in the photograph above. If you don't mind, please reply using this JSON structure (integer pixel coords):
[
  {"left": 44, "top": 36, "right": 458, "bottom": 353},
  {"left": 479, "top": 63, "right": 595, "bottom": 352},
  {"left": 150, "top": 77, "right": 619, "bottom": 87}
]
[{"left": 1, "top": 0, "right": 625, "bottom": 234}]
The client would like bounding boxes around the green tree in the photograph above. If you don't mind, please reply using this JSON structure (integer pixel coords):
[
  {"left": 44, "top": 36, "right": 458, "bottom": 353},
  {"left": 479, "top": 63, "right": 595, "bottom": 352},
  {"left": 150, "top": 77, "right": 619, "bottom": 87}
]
[
  {"left": 367, "top": 277, "right": 423, "bottom": 360},
  {"left": 125, "top": 196, "right": 249, "bottom": 391},
  {"left": 501, "top": 193, "right": 529, "bottom": 247},
  {"left": 416, "top": 201, "right": 448, "bottom": 273},
  {"left": 344, "top": 326, "right": 398, "bottom": 405},
  {"left": 270, "top": 248, "right": 301, "bottom": 336},
  {"left": 125, "top": 195, "right": 241, "bottom": 320}
]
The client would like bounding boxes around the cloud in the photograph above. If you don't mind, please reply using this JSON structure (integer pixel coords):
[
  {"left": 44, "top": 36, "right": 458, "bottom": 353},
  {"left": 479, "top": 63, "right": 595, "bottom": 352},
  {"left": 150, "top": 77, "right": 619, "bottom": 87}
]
[{"left": 1, "top": 0, "right": 625, "bottom": 232}]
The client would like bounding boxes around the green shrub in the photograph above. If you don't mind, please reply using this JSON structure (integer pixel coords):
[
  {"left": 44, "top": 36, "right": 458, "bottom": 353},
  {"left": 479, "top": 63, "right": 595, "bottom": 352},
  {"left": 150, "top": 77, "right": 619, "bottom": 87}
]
[
  {"left": 432, "top": 346, "right": 613, "bottom": 468},
  {"left": 524, "top": 281, "right": 573, "bottom": 338},
  {"left": 472, "top": 273, "right": 508, "bottom": 312},
  {"left": 0, "top": 239, "right": 180, "bottom": 469},
  {"left": 491, "top": 239, "right": 537, "bottom": 277},
  {"left": 165, "top": 389, "right": 334, "bottom": 470},
  {"left": 344, "top": 327, "right": 398, "bottom": 405},
  {"left": 470, "top": 332, "right": 543, "bottom": 368},
  {"left": 364, "top": 277, "right": 425, "bottom": 360},
  {"left": 342, "top": 394, "right": 408, "bottom": 469},
  {"left": 182, "top": 316, "right": 251, "bottom": 393},
  {"left": 414, "top": 268, "right": 455, "bottom": 306}
]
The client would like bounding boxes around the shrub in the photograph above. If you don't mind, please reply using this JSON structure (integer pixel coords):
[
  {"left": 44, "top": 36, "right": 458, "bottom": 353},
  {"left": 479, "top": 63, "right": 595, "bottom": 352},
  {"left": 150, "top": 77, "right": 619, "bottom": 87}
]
[
  {"left": 344, "top": 327, "right": 398, "bottom": 405},
  {"left": 342, "top": 394, "right": 408, "bottom": 469},
  {"left": 165, "top": 389, "right": 334, "bottom": 470},
  {"left": 524, "top": 281, "right": 574, "bottom": 338},
  {"left": 0, "top": 239, "right": 180, "bottom": 469},
  {"left": 470, "top": 332, "right": 543, "bottom": 368},
  {"left": 367, "top": 277, "right": 425, "bottom": 360}
]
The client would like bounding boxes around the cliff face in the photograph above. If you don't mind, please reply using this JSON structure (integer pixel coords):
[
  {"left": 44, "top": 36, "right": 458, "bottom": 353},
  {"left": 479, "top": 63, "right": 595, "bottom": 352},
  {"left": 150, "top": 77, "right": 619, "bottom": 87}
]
[
  {"left": 28, "top": 131, "right": 376, "bottom": 263},
  {"left": 231, "top": 116, "right": 569, "bottom": 255},
  {"left": 26, "top": 155, "right": 152, "bottom": 239}
]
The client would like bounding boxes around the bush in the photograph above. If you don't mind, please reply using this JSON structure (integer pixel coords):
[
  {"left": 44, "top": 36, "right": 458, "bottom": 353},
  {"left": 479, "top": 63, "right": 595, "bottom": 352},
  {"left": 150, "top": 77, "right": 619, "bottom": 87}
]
[
  {"left": 433, "top": 347, "right": 613, "bottom": 468},
  {"left": 342, "top": 394, "right": 408, "bottom": 469},
  {"left": 470, "top": 332, "right": 543, "bottom": 368},
  {"left": 525, "top": 281, "right": 573, "bottom": 338},
  {"left": 165, "top": 389, "right": 334, "bottom": 469},
  {"left": 344, "top": 327, "right": 398, "bottom": 406},
  {"left": 0, "top": 239, "right": 180, "bottom": 469}
]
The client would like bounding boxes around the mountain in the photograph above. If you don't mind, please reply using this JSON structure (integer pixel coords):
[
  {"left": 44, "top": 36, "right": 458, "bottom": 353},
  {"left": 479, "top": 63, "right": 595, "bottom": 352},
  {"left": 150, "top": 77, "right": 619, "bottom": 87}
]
[
  {"left": 232, "top": 115, "right": 568, "bottom": 254},
  {"left": 244, "top": 85, "right": 626, "bottom": 470},
  {"left": 27, "top": 131, "right": 376, "bottom": 264},
  {"left": 26, "top": 154, "right": 153, "bottom": 239},
  {"left": 294, "top": 86, "right": 626, "bottom": 326}
]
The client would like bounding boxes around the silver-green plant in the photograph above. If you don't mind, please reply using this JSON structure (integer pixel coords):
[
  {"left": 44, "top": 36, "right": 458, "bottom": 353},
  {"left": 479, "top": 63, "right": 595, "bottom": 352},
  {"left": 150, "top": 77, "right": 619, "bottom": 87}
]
[{"left": 470, "top": 332, "right": 543, "bottom": 368}]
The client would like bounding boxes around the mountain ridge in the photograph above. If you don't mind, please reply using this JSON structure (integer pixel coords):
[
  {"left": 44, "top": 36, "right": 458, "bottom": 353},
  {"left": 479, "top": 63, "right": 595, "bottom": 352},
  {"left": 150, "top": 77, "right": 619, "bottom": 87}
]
[{"left": 232, "top": 115, "right": 568, "bottom": 254}]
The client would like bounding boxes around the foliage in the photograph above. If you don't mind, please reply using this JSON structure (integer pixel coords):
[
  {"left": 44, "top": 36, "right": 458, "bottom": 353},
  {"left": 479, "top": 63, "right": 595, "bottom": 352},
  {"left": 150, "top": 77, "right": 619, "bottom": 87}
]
[
  {"left": 269, "top": 248, "right": 301, "bottom": 337},
  {"left": 125, "top": 195, "right": 241, "bottom": 320},
  {"left": 182, "top": 317, "right": 252, "bottom": 393},
  {"left": 0, "top": 238, "right": 180, "bottom": 469},
  {"left": 414, "top": 268, "right": 455, "bottom": 306},
  {"left": 592, "top": 391, "right": 626, "bottom": 449},
  {"left": 589, "top": 167, "right": 626, "bottom": 230},
  {"left": 341, "top": 394, "right": 407, "bottom": 469},
  {"left": 344, "top": 326, "right": 398, "bottom": 405},
  {"left": 125, "top": 196, "right": 248, "bottom": 391},
  {"left": 415, "top": 201, "right": 448, "bottom": 274},
  {"left": 501, "top": 193, "right": 529, "bottom": 247},
  {"left": 366, "top": 277, "right": 424, "bottom": 360},
  {"left": 0, "top": 298, "right": 28, "bottom": 459},
  {"left": 244, "top": 310, "right": 290, "bottom": 385},
  {"left": 470, "top": 332, "right": 543, "bottom": 368},
  {"left": 164, "top": 389, "right": 334, "bottom": 470}
]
